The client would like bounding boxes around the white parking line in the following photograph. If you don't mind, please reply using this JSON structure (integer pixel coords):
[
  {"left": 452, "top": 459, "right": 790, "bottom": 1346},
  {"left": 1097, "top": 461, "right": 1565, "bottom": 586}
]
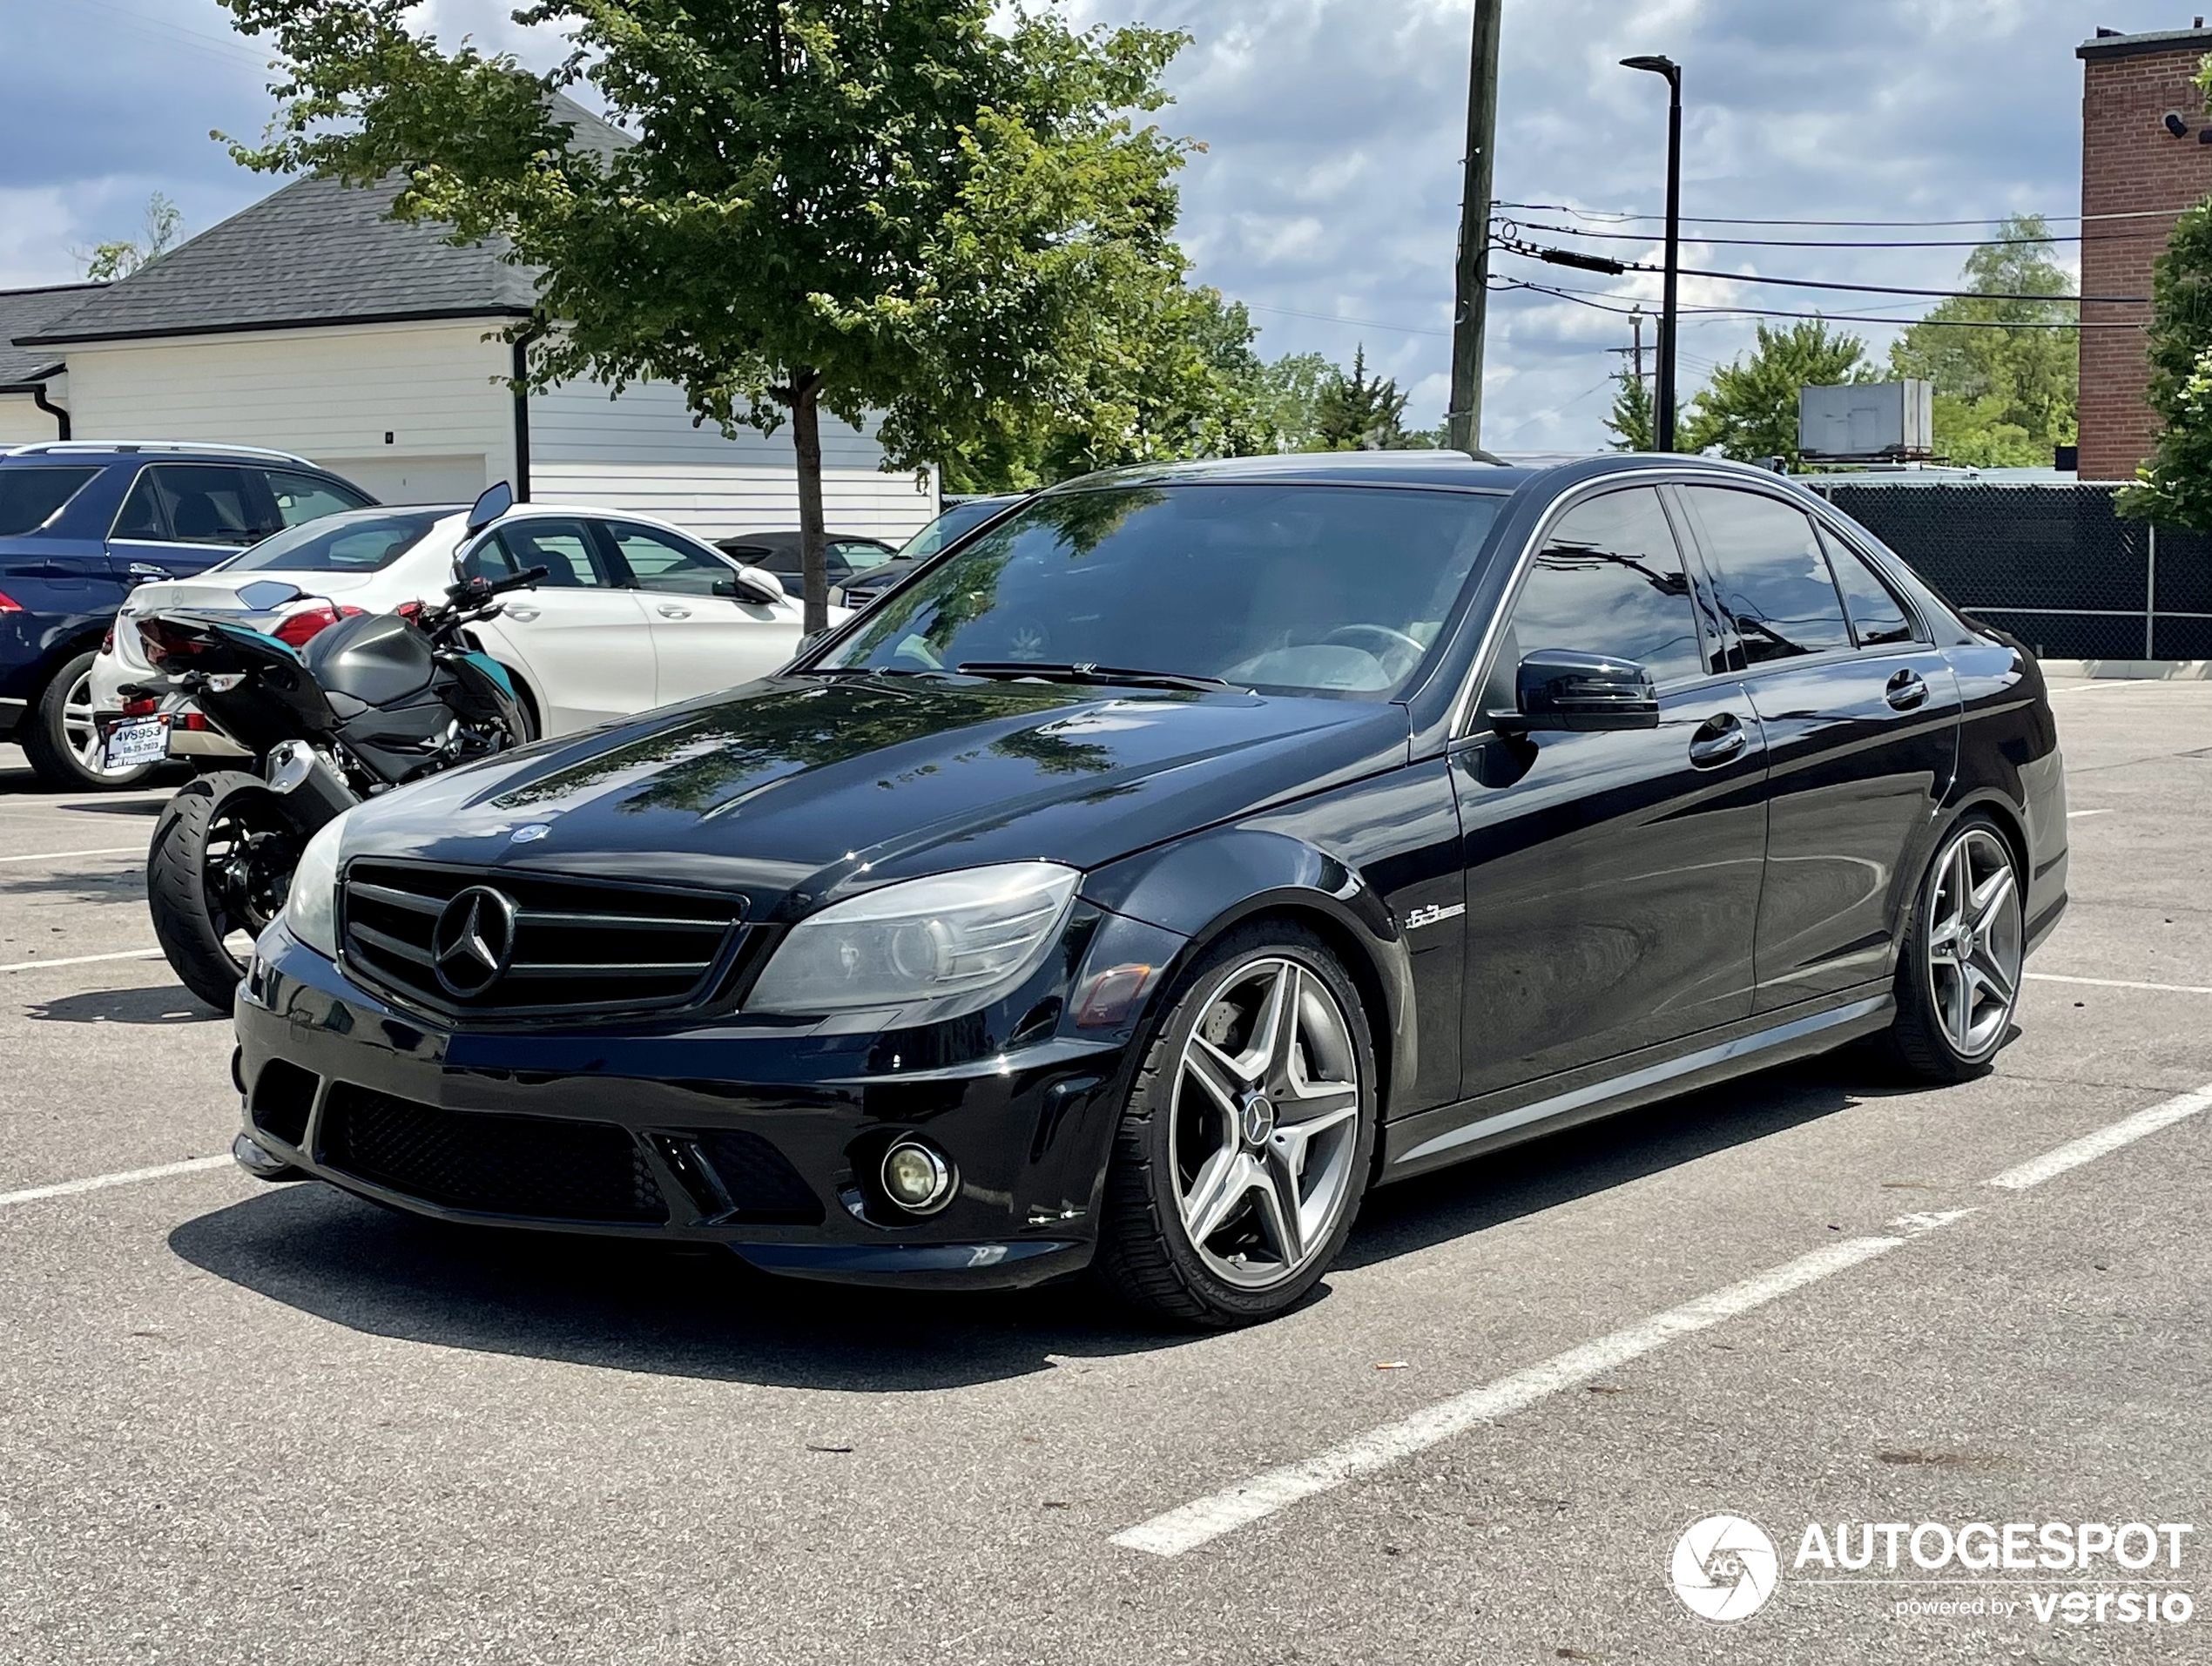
[
  {"left": 0, "top": 845, "right": 145, "bottom": 864},
  {"left": 0, "top": 1155, "right": 233, "bottom": 1211},
  {"left": 2047, "top": 681, "right": 2138, "bottom": 695},
  {"left": 0, "top": 948, "right": 165, "bottom": 975},
  {"left": 2066, "top": 808, "right": 2113, "bottom": 820},
  {"left": 1112, "top": 1214, "right": 1970, "bottom": 1559},
  {"left": 1986, "top": 1083, "right": 2212, "bottom": 1191},
  {"left": 2027, "top": 972, "right": 2212, "bottom": 995},
  {"left": 1114, "top": 1077, "right": 2212, "bottom": 1560}
]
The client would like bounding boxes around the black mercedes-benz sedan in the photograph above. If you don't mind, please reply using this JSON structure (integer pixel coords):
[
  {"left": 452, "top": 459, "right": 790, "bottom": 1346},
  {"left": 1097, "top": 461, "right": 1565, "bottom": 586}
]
[{"left": 232, "top": 451, "right": 2067, "bottom": 1326}]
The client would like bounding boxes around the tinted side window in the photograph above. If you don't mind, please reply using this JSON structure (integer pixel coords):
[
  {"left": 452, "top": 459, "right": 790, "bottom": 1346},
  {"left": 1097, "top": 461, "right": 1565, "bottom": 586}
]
[
  {"left": 264, "top": 469, "right": 370, "bottom": 528},
  {"left": 1818, "top": 527, "right": 1921, "bottom": 647},
  {"left": 608, "top": 523, "right": 734, "bottom": 596},
  {"left": 1497, "top": 487, "right": 1708, "bottom": 690},
  {"left": 1684, "top": 487, "right": 1851, "bottom": 663},
  {"left": 0, "top": 467, "right": 100, "bottom": 536},
  {"left": 114, "top": 464, "right": 272, "bottom": 544},
  {"left": 493, "top": 519, "right": 612, "bottom": 587}
]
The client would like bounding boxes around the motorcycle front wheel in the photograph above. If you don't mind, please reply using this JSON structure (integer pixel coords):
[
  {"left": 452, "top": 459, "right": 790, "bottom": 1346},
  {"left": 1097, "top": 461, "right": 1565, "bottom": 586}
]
[{"left": 147, "top": 771, "right": 302, "bottom": 1012}]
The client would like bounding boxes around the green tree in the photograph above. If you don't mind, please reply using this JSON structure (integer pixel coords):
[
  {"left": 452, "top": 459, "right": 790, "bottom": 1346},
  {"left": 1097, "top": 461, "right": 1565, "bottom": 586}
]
[
  {"left": 2121, "top": 177, "right": 2212, "bottom": 523},
  {"left": 219, "top": 0, "right": 1202, "bottom": 630},
  {"left": 1681, "top": 319, "right": 1872, "bottom": 467},
  {"left": 1605, "top": 364, "right": 1654, "bottom": 451},
  {"left": 1310, "top": 345, "right": 1416, "bottom": 450},
  {"left": 1255, "top": 350, "right": 1336, "bottom": 449},
  {"left": 78, "top": 192, "right": 183, "bottom": 281},
  {"left": 1890, "top": 214, "right": 2077, "bottom": 469}
]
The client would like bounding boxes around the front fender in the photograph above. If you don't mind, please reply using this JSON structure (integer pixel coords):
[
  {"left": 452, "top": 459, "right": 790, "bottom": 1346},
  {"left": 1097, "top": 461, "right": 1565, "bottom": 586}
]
[{"left": 1079, "top": 826, "right": 1418, "bottom": 1116}]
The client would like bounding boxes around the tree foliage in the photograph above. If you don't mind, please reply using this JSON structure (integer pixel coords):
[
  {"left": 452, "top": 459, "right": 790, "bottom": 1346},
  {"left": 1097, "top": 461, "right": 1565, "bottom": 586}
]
[
  {"left": 1889, "top": 214, "right": 2077, "bottom": 469},
  {"left": 78, "top": 193, "right": 183, "bottom": 281},
  {"left": 217, "top": 0, "right": 1206, "bottom": 627},
  {"left": 1604, "top": 364, "right": 1654, "bottom": 451},
  {"left": 1307, "top": 346, "right": 1419, "bottom": 450},
  {"left": 2121, "top": 179, "right": 2212, "bottom": 523},
  {"left": 1681, "top": 319, "right": 1872, "bottom": 467}
]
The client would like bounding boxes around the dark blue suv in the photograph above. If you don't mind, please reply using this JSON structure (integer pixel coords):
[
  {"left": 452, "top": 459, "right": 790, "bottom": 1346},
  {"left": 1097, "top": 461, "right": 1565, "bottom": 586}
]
[{"left": 0, "top": 442, "right": 373, "bottom": 788}]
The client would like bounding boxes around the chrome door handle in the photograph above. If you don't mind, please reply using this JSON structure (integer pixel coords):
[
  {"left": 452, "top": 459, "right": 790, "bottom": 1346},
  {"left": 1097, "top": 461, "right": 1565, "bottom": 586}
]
[
  {"left": 1688, "top": 714, "right": 1749, "bottom": 768},
  {"left": 1885, "top": 669, "right": 1928, "bottom": 711},
  {"left": 504, "top": 605, "right": 540, "bottom": 623},
  {"left": 657, "top": 604, "right": 691, "bottom": 619}
]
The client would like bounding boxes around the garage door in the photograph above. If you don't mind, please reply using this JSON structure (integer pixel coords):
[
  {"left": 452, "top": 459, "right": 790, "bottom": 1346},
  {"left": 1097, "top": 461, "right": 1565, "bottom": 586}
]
[{"left": 315, "top": 455, "right": 486, "bottom": 505}]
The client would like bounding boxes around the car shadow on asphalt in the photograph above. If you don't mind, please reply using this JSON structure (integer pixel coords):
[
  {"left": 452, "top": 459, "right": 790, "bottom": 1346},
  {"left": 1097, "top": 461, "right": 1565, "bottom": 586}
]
[
  {"left": 1338, "top": 1048, "right": 1914, "bottom": 1271},
  {"left": 24, "top": 982, "right": 220, "bottom": 1024},
  {"left": 165, "top": 1049, "right": 1917, "bottom": 1387},
  {"left": 167, "top": 1182, "right": 1194, "bottom": 1390}
]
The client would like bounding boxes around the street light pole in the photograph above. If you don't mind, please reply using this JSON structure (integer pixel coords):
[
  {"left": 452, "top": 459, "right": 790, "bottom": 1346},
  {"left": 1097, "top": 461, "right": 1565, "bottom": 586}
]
[{"left": 1622, "top": 55, "right": 1681, "bottom": 452}]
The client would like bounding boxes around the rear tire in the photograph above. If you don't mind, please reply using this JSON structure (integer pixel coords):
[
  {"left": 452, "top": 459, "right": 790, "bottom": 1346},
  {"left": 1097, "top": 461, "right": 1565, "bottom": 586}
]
[
  {"left": 147, "top": 772, "right": 300, "bottom": 1013},
  {"left": 1882, "top": 813, "right": 2025, "bottom": 1082},
  {"left": 22, "top": 651, "right": 156, "bottom": 791},
  {"left": 1094, "top": 922, "right": 1377, "bottom": 1329}
]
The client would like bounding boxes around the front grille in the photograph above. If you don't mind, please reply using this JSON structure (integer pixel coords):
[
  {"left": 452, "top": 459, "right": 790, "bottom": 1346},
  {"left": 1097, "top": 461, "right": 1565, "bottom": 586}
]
[
  {"left": 250, "top": 1058, "right": 319, "bottom": 1146},
  {"left": 320, "top": 1084, "right": 667, "bottom": 1224},
  {"left": 341, "top": 860, "right": 745, "bottom": 1018}
]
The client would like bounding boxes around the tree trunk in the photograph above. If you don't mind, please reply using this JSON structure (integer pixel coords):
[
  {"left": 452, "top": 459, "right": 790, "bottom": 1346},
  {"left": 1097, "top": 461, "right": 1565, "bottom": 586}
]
[{"left": 791, "top": 371, "right": 829, "bottom": 636}]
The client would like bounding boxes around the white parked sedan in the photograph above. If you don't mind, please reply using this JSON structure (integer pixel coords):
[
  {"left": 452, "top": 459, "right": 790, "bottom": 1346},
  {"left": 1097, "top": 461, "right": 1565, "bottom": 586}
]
[{"left": 90, "top": 501, "right": 841, "bottom": 768}]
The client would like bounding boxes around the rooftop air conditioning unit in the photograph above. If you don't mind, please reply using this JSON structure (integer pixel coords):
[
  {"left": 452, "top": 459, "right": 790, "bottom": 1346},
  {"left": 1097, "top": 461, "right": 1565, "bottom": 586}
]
[{"left": 1797, "top": 381, "right": 1934, "bottom": 462}]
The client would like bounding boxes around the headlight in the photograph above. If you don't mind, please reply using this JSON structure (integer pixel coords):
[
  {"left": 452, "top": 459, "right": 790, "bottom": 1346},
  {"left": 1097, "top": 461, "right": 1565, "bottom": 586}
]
[
  {"left": 282, "top": 813, "right": 348, "bottom": 959},
  {"left": 745, "top": 862, "right": 1080, "bottom": 1016}
]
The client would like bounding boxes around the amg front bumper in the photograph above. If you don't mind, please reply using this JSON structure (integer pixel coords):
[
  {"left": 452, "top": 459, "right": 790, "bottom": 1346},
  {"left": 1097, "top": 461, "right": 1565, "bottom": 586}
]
[{"left": 232, "top": 923, "right": 1157, "bottom": 1291}]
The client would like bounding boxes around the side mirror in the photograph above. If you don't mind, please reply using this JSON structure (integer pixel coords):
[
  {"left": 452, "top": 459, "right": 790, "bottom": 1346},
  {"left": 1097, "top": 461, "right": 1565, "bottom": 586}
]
[
  {"left": 714, "top": 566, "right": 786, "bottom": 606},
  {"left": 465, "top": 481, "right": 514, "bottom": 536},
  {"left": 1494, "top": 648, "right": 1660, "bottom": 734}
]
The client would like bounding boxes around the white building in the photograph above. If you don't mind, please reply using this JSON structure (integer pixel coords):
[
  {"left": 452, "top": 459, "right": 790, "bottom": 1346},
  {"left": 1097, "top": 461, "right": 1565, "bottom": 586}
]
[{"left": 3, "top": 118, "right": 936, "bottom": 540}]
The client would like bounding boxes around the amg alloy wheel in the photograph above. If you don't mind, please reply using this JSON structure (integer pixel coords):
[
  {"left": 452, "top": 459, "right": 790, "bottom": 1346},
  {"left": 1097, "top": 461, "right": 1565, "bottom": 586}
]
[
  {"left": 1885, "top": 815, "right": 2024, "bottom": 1080},
  {"left": 1096, "top": 925, "right": 1376, "bottom": 1327}
]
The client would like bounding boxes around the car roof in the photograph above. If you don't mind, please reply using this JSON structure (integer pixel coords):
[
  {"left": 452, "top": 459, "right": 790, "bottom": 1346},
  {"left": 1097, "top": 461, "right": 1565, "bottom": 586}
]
[{"left": 1037, "top": 449, "right": 1824, "bottom": 502}]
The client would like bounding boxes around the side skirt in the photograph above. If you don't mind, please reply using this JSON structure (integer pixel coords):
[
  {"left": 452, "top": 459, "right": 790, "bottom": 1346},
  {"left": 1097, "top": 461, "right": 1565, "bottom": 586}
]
[{"left": 1379, "top": 988, "right": 1895, "bottom": 1182}]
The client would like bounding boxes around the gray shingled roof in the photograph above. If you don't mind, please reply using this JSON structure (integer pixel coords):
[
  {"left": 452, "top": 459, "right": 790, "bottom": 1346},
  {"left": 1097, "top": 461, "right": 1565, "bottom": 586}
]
[
  {"left": 0, "top": 284, "right": 105, "bottom": 387},
  {"left": 20, "top": 96, "right": 631, "bottom": 349}
]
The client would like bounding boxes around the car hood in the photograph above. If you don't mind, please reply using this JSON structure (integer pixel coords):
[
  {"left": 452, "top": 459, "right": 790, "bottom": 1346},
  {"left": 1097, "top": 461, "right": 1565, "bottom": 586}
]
[{"left": 336, "top": 676, "right": 1409, "bottom": 920}]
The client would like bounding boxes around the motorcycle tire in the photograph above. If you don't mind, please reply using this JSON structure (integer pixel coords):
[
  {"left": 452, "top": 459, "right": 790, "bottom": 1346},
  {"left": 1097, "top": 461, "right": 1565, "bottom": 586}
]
[{"left": 148, "top": 771, "right": 301, "bottom": 1013}]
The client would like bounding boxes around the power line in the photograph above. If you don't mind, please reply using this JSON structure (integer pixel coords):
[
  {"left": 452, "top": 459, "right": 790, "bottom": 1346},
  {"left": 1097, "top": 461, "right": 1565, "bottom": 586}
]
[
  {"left": 1496, "top": 199, "right": 2193, "bottom": 227},
  {"left": 1494, "top": 240, "right": 2129, "bottom": 304},
  {"left": 1244, "top": 302, "right": 1451, "bottom": 339},
  {"left": 1502, "top": 217, "right": 2161, "bottom": 252},
  {"left": 1492, "top": 275, "right": 2143, "bottom": 329}
]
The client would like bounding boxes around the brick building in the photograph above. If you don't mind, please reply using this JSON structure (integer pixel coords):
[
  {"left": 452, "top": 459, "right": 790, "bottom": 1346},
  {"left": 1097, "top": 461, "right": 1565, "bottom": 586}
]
[{"left": 2077, "top": 24, "right": 2212, "bottom": 481}]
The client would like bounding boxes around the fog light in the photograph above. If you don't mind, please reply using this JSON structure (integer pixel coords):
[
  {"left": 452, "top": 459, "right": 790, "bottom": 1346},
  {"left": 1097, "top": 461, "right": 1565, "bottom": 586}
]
[
  {"left": 880, "top": 1141, "right": 954, "bottom": 1213},
  {"left": 231, "top": 1131, "right": 300, "bottom": 1181}
]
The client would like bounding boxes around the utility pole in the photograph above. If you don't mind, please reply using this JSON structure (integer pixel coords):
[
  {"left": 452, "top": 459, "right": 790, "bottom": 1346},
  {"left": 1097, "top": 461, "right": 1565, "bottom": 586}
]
[
  {"left": 1447, "top": 0, "right": 1503, "bottom": 456},
  {"left": 1622, "top": 55, "right": 1682, "bottom": 451}
]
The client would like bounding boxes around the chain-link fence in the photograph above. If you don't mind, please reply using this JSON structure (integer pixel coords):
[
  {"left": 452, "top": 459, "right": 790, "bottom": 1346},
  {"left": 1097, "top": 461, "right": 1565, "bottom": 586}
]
[{"left": 1802, "top": 480, "right": 2212, "bottom": 662}]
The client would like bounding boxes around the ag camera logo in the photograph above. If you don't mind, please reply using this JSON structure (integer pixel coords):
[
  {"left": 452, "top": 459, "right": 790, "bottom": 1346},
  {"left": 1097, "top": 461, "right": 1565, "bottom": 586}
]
[{"left": 1672, "top": 1514, "right": 1781, "bottom": 1622}]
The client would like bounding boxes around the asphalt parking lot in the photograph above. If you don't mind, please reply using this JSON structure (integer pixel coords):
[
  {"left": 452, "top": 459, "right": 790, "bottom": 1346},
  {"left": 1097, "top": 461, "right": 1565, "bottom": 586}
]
[{"left": 0, "top": 675, "right": 2206, "bottom": 1665}]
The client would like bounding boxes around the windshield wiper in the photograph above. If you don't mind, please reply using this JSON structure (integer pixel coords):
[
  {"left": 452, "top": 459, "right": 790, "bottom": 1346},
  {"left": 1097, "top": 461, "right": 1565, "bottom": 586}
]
[{"left": 955, "top": 661, "right": 1234, "bottom": 694}]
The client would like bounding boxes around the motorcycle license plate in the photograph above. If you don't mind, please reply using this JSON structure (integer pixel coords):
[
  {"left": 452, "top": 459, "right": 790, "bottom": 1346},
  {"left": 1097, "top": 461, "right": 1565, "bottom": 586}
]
[{"left": 105, "top": 717, "right": 169, "bottom": 769}]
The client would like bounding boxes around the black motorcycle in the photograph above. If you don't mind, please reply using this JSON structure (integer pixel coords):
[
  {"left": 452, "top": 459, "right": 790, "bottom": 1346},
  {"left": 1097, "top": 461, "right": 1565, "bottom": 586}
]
[{"left": 133, "top": 554, "right": 544, "bottom": 1009}]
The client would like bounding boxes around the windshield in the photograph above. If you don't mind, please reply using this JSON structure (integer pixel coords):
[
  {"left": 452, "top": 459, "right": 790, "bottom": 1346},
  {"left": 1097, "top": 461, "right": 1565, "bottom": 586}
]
[
  {"left": 893, "top": 497, "right": 1012, "bottom": 563},
  {"left": 824, "top": 483, "right": 1503, "bottom": 698},
  {"left": 219, "top": 509, "right": 448, "bottom": 573}
]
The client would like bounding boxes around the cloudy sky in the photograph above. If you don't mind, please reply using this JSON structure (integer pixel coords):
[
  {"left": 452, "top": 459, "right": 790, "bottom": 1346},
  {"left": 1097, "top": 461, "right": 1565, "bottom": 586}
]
[{"left": 0, "top": 1, "right": 2196, "bottom": 449}]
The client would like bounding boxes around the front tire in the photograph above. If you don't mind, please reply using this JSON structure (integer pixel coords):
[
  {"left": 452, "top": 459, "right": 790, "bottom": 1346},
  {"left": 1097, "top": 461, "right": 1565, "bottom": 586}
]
[
  {"left": 1095, "top": 923, "right": 1377, "bottom": 1328},
  {"left": 22, "top": 652, "right": 156, "bottom": 791},
  {"left": 147, "top": 772, "right": 301, "bottom": 1012},
  {"left": 1883, "top": 813, "right": 2025, "bottom": 1081}
]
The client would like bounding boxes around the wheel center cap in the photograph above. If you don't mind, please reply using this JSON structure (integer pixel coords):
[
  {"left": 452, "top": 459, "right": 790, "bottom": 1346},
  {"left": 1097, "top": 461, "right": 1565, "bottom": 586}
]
[
  {"left": 1240, "top": 1090, "right": 1276, "bottom": 1149},
  {"left": 1957, "top": 923, "right": 1977, "bottom": 960}
]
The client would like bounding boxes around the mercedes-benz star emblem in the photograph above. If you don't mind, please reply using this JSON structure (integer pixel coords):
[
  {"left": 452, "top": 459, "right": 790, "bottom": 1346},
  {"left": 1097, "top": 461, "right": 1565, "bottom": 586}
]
[{"left": 431, "top": 886, "right": 518, "bottom": 997}]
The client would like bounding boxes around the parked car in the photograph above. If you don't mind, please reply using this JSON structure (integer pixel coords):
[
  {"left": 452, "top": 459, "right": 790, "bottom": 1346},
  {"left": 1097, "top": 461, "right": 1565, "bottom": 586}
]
[
  {"left": 91, "top": 500, "right": 834, "bottom": 765},
  {"left": 232, "top": 452, "right": 2067, "bottom": 1328},
  {"left": 834, "top": 493, "right": 1027, "bottom": 609},
  {"left": 714, "top": 529, "right": 900, "bottom": 599},
  {"left": 0, "top": 441, "right": 374, "bottom": 788}
]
